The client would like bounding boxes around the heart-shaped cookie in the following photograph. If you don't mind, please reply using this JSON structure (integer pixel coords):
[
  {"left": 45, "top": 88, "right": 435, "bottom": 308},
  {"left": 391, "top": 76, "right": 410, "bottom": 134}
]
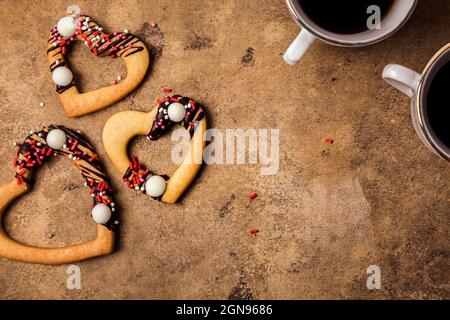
[
  {"left": 0, "top": 125, "right": 117, "bottom": 265},
  {"left": 102, "top": 94, "right": 207, "bottom": 203},
  {"left": 47, "top": 9, "right": 150, "bottom": 117}
]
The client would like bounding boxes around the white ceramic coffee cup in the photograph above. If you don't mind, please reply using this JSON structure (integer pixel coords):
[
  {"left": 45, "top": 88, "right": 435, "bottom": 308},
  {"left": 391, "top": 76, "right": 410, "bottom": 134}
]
[
  {"left": 283, "top": 0, "right": 418, "bottom": 65},
  {"left": 383, "top": 44, "right": 450, "bottom": 161}
]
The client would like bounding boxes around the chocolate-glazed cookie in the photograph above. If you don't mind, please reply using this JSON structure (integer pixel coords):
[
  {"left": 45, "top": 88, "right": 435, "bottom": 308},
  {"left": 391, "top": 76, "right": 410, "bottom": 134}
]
[
  {"left": 47, "top": 10, "right": 150, "bottom": 117},
  {"left": 103, "top": 94, "right": 207, "bottom": 204},
  {"left": 0, "top": 125, "right": 117, "bottom": 265}
]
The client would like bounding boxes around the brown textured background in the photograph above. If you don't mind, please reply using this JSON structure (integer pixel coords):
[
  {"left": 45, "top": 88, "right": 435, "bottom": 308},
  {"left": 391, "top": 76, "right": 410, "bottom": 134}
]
[{"left": 0, "top": 0, "right": 448, "bottom": 299}]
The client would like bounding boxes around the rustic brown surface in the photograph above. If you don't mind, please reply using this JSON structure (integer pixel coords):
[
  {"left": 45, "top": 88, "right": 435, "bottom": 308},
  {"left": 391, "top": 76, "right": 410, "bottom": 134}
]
[{"left": 0, "top": 0, "right": 448, "bottom": 299}]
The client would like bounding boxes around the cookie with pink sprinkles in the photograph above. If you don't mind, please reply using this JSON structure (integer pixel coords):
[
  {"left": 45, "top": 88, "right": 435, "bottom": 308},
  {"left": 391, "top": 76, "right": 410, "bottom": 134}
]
[{"left": 47, "top": 6, "right": 150, "bottom": 117}]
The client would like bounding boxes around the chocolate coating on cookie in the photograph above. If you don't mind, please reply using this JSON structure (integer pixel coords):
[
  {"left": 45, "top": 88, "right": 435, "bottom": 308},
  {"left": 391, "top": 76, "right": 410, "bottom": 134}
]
[
  {"left": 148, "top": 95, "right": 205, "bottom": 140},
  {"left": 48, "top": 13, "right": 145, "bottom": 94},
  {"left": 13, "top": 125, "right": 118, "bottom": 228},
  {"left": 122, "top": 155, "right": 170, "bottom": 201}
]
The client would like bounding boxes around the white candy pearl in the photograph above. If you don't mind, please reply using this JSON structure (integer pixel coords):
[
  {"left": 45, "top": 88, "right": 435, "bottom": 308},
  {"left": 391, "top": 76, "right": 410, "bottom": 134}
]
[
  {"left": 145, "top": 175, "right": 167, "bottom": 198},
  {"left": 52, "top": 66, "right": 73, "bottom": 86},
  {"left": 167, "top": 102, "right": 186, "bottom": 122},
  {"left": 56, "top": 16, "right": 76, "bottom": 38},
  {"left": 46, "top": 129, "right": 66, "bottom": 149},
  {"left": 92, "top": 203, "right": 112, "bottom": 224}
]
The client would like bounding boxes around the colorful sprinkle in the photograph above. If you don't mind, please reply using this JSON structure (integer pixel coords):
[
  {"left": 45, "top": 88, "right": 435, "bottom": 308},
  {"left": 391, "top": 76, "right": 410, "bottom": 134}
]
[{"left": 12, "top": 126, "right": 116, "bottom": 225}]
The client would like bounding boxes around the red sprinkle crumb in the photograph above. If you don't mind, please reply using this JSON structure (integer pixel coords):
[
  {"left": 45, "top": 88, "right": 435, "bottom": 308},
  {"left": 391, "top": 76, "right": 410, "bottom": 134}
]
[
  {"left": 324, "top": 138, "right": 334, "bottom": 144},
  {"left": 248, "top": 193, "right": 257, "bottom": 200},
  {"left": 163, "top": 88, "right": 172, "bottom": 93},
  {"left": 249, "top": 229, "right": 259, "bottom": 235}
]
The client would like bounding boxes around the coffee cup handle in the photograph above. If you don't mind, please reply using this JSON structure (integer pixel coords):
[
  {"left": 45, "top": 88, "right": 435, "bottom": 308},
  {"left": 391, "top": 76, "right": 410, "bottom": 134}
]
[
  {"left": 382, "top": 64, "right": 422, "bottom": 98},
  {"left": 283, "top": 28, "right": 316, "bottom": 65}
]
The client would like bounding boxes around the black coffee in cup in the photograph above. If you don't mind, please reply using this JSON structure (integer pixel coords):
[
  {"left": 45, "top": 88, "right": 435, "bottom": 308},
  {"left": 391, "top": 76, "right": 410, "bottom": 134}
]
[
  {"left": 425, "top": 53, "right": 450, "bottom": 148},
  {"left": 298, "top": 0, "right": 395, "bottom": 34}
]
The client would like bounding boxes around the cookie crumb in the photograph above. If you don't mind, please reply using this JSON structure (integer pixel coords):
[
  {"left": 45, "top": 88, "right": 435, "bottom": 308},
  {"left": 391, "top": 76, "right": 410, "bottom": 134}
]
[{"left": 39, "top": 102, "right": 45, "bottom": 107}]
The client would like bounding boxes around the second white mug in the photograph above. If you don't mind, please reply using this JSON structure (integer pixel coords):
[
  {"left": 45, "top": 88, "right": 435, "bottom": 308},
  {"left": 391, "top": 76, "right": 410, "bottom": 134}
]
[{"left": 383, "top": 44, "right": 450, "bottom": 162}]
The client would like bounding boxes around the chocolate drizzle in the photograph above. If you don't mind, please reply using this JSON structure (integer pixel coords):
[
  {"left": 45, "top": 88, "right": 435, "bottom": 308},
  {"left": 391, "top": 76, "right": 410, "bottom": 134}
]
[
  {"left": 148, "top": 95, "right": 205, "bottom": 140},
  {"left": 13, "top": 125, "right": 118, "bottom": 228},
  {"left": 122, "top": 157, "right": 170, "bottom": 201},
  {"left": 47, "top": 13, "right": 145, "bottom": 94},
  {"left": 56, "top": 83, "right": 74, "bottom": 94},
  {"left": 49, "top": 60, "right": 65, "bottom": 72},
  {"left": 122, "top": 155, "right": 151, "bottom": 193}
]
